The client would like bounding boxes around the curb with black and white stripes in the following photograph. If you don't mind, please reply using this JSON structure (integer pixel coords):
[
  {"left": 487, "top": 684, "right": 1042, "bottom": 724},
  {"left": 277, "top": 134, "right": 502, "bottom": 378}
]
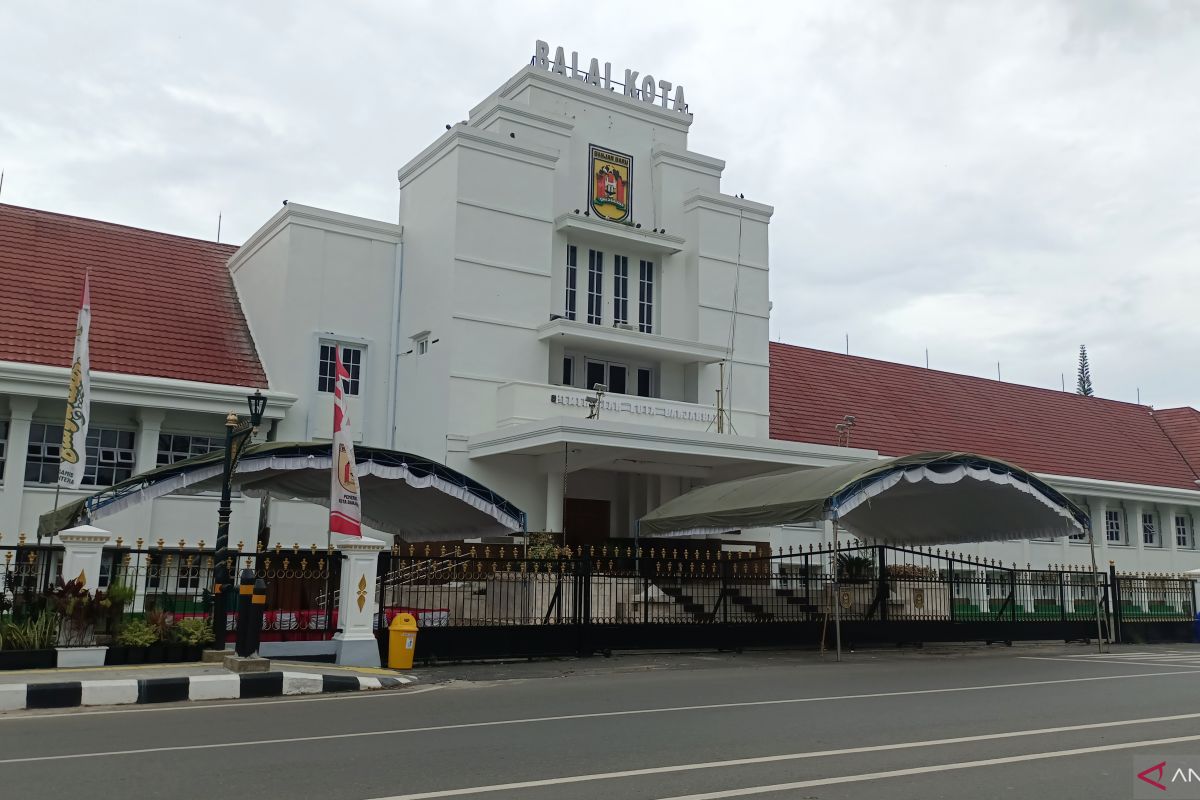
[{"left": 0, "top": 671, "right": 415, "bottom": 712}]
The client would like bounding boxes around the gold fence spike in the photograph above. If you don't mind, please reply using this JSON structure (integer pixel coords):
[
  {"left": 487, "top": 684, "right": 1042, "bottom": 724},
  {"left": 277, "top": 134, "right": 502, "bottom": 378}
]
[
  {"left": 601, "top": 545, "right": 608, "bottom": 557},
  {"left": 274, "top": 543, "right": 283, "bottom": 554},
  {"left": 136, "top": 537, "right": 144, "bottom": 549},
  {"left": 115, "top": 536, "right": 124, "bottom": 547},
  {"left": 157, "top": 538, "right": 165, "bottom": 549},
  {"left": 18, "top": 532, "right": 26, "bottom": 545}
]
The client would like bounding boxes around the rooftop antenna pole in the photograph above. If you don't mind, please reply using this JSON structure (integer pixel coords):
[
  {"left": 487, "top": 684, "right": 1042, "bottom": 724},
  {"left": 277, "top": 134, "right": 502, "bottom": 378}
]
[
  {"left": 216, "top": 212, "right": 222, "bottom": 243},
  {"left": 997, "top": 362, "right": 1001, "bottom": 381},
  {"left": 0, "top": 169, "right": 5, "bottom": 198},
  {"left": 925, "top": 349, "right": 929, "bottom": 369},
  {"left": 1137, "top": 387, "right": 1141, "bottom": 405},
  {"left": 845, "top": 334, "right": 849, "bottom": 356},
  {"left": 1061, "top": 373, "right": 1065, "bottom": 392}
]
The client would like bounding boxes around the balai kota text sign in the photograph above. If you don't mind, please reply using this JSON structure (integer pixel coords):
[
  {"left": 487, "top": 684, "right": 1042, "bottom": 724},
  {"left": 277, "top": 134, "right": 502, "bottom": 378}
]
[{"left": 534, "top": 40, "right": 689, "bottom": 114}]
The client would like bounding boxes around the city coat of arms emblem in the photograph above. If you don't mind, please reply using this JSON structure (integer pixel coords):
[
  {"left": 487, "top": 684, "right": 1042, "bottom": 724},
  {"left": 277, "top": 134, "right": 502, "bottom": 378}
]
[{"left": 589, "top": 145, "right": 632, "bottom": 222}]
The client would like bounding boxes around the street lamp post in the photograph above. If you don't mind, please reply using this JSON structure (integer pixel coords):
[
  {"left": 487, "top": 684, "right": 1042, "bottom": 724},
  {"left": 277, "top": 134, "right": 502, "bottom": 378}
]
[{"left": 211, "top": 390, "right": 267, "bottom": 651}]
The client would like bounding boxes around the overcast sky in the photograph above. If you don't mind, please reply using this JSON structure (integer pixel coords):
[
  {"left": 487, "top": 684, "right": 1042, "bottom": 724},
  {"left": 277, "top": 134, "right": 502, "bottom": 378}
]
[{"left": 2, "top": 1, "right": 1196, "bottom": 408}]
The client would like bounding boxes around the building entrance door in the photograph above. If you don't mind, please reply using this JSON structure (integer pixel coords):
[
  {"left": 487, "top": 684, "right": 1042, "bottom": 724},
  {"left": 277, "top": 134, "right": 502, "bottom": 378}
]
[{"left": 564, "top": 498, "right": 610, "bottom": 548}]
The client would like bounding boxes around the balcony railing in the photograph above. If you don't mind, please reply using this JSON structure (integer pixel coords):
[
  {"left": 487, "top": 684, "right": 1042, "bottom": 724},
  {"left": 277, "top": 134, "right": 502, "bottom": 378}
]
[{"left": 495, "top": 380, "right": 718, "bottom": 431}]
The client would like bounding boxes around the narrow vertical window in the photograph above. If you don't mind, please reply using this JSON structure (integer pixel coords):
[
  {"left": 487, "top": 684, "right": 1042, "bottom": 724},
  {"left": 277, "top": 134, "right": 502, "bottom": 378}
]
[
  {"left": 587, "top": 249, "right": 603, "bottom": 325},
  {"left": 1142, "top": 513, "right": 1157, "bottom": 546},
  {"left": 613, "top": 255, "right": 628, "bottom": 325},
  {"left": 562, "top": 356, "right": 574, "bottom": 386},
  {"left": 1105, "top": 510, "right": 1122, "bottom": 543},
  {"left": 637, "top": 368, "right": 652, "bottom": 397},
  {"left": 638, "top": 259, "right": 654, "bottom": 333},
  {"left": 1176, "top": 516, "right": 1191, "bottom": 548},
  {"left": 318, "top": 343, "right": 362, "bottom": 395},
  {"left": 564, "top": 245, "right": 577, "bottom": 321}
]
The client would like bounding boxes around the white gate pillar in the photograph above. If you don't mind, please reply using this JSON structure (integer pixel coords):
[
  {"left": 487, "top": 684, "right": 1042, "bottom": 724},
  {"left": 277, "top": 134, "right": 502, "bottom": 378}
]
[
  {"left": 59, "top": 524, "right": 111, "bottom": 590},
  {"left": 333, "top": 535, "right": 385, "bottom": 667}
]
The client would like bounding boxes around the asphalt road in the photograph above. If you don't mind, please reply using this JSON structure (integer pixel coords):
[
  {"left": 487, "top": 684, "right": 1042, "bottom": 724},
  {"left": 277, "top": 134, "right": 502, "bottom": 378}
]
[{"left": 3, "top": 644, "right": 1200, "bottom": 799}]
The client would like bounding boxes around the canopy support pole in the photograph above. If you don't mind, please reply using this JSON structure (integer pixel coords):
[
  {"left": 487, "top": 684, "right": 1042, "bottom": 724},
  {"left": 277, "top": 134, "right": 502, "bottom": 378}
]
[
  {"left": 832, "top": 516, "right": 842, "bottom": 663},
  {"left": 1086, "top": 521, "right": 1105, "bottom": 654}
]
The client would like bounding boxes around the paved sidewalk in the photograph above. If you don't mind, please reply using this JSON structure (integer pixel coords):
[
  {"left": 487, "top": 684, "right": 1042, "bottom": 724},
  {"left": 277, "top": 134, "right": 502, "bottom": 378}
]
[
  {"left": 0, "top": 659, "right": 408, "bottom": 685},
  {"left": 0, "top": 660, "right": 418, "bottom": 712}
]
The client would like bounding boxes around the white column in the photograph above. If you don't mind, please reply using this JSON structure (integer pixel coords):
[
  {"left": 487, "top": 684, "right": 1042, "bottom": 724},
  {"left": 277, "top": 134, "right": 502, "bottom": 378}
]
[
  {"left": 624, "top": 473, "right": 637, "bottom": 537},
  {"left": 1129, "top": 502, "right": 1144, "bottom": 554},
  {"left": 120, "top": 408, "right": 167, "bottom": 546},
  {"left": 1, "top": 396, "right": 38, "bottom": 537},
  {"left": 333, "top": 535, "right": 385, "bottom": 667},
  {"left": 1091, "top": 498, "right": 1108, "bottom": 563},
  {"left": 59, "top": 524, "right": 111, "bottom": 590},
  {"left": 1163, "top": 505, "right": 1177, "bottom": 553},
  {"left": 134, "top": 408, "right": 166, "bottom": 473},
  {"left": 646, "top": 474, "right": 661, "bottom": 513},
  {"left": 545, "top": 471, "right": 564, "bottom": 534}
]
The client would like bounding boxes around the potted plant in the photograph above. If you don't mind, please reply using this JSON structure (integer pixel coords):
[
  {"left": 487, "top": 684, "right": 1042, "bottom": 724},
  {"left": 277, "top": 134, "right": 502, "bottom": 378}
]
[
  {"left": 836, "top": 554, "right": 876, "bottom": 584},
  {"left": 143, "top": 610, "right": 172, "bottom": 662},
  {"left": 112, "top": 617, "right": 160, "bottom": 664},
  {"left": 44, "top": 576, "right": 110, "bottom": 667},
  {"left": 0, "top": 614, "right": 59, "bottom": 669},
  {"left": 171, "top": 618, "right": 215, "bottom": 661}
]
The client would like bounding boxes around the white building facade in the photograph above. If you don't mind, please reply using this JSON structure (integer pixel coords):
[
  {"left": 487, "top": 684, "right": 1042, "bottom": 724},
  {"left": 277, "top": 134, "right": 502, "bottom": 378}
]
[{"left": 2, "top": 45, "right": 1199, "bottom": 576}]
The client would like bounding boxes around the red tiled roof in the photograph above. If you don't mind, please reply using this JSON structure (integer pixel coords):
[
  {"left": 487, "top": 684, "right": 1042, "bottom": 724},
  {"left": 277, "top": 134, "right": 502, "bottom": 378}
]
[
  {"left": 0, "top": 204, "right": 267, "bottom": 388},
  {"left": 1153, "top": 407, "right": 1200, "bottom": 481},
  {"left": 769, "top": 342, "right": 1200, "bottom": 492}
]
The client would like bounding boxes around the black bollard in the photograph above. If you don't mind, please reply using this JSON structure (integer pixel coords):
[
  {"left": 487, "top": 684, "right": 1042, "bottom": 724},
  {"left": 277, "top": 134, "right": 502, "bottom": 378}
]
[
  {"left": 249, "top": 577, "right": 268, "bottom": 656},
  {"left": 235, "top": 568, "right": 255, "bottom": 657}
]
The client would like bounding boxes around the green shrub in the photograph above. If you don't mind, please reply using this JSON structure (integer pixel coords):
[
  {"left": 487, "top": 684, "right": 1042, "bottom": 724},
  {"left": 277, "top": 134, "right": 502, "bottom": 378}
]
[
  {"left": 171, "top": 618, "right": 215, "bottom": 646},
  {"left": 1, "top": 614, "right": 59, "bottom": 650},
  {"left": 116, "top": 618, "right": 160, "bottom": 647},
  {"left": 106, "top": 581, "right": 136, "bottom": 606}
]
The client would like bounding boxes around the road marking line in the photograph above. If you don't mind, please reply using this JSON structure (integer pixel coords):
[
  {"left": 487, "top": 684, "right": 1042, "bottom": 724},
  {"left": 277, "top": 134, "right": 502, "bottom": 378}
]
[
  {"left": 2, "top": 670, "right": 1198, "bottom": 764},
  {"left": 363, "top": 716, "right": 1200, "bottom": 800},
  {"left": 0, "top": 684, "right": 440, "bottom": 721},
  {"left": 647, "top": 734, "right": 1200, "bottom": 800},
  {"left": 1020, "top": 656, "right": 1200, "bottom": 668}
]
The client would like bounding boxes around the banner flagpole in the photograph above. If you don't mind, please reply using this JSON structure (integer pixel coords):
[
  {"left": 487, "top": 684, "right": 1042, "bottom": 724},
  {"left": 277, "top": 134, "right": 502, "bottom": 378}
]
[
  {"left": 328, "top": 347, "right": 363, "bottom": 630},
  {"left": 52, "top": 271, "right": 92, "bottom": 544}
]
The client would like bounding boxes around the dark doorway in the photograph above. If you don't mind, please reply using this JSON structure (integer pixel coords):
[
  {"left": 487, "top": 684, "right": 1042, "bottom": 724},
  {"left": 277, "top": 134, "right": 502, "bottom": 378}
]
[{"left": 564, "top": 498, "right": 610, "bottom": 547}]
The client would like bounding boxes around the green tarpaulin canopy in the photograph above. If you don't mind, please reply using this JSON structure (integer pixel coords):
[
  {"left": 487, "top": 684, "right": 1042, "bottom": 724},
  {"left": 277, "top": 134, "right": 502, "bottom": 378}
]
[
  {"left": 639, "top": 451, "right": 1088, "bottom": 544},
  {"left": 39, "top": 441, "right": 525, "bottom": 541}
]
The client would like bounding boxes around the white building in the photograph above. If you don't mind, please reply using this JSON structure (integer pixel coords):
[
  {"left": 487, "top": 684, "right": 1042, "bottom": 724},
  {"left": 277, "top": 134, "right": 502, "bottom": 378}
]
[{"left": 2, "top": 45, "right": 1198, "bottom": 574}]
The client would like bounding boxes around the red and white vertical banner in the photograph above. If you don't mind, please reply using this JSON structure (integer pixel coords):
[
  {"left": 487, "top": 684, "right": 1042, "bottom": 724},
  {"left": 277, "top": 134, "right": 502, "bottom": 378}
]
[
  {"left": 329, "top": 347, "right": 362, "bottom": 537},
  {"left": 58, "top": 273, "right": 91, "bottom": 489}
]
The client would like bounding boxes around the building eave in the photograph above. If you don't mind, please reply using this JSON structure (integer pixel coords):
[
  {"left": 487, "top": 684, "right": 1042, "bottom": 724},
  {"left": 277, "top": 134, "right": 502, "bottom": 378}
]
[{"left": 0, "top": 360, "right": 296, "bottom": 418}]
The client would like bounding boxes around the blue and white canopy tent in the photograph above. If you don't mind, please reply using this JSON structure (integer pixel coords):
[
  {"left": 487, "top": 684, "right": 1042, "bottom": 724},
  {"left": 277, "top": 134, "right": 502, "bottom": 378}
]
[
  {"left": 39, "top": 441, "right": 525, "bottom": 541},
  {"left": 639, "top": 452, "right": 1088, "bottom": 543},
  {"left": 639, "top": 452, "right": 1100, "bottom": 658}
]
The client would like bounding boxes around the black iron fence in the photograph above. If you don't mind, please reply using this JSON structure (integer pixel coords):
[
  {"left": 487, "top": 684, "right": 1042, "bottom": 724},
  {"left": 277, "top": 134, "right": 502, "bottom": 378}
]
[
  {"left": 1, "top": 540, "right": 341, "bottom": 649},
  {"left": 374, "top": 542, "right": 1197, "bottom": 662}
]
